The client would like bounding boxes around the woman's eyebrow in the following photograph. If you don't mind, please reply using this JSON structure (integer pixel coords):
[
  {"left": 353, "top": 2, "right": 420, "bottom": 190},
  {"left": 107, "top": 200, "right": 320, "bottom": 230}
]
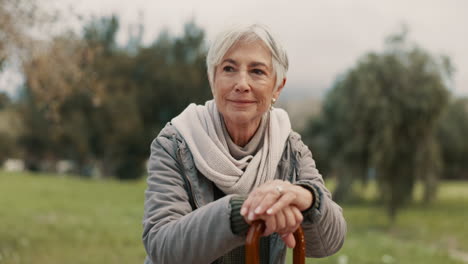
[
  {"left": 250, "top": 61, "right": 269, "bottom": 68},
  {"left": 221, "top": 58, "right": 237, "bottom": 65},
  {"left": 221, "top": 59, "right": 269, "bottom": 68}
]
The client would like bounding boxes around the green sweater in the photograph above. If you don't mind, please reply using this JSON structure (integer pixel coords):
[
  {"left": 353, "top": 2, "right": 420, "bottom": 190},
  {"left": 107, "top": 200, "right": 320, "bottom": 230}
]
[{"left": 212, "top": 189, "right": 270, "bottom": 264}]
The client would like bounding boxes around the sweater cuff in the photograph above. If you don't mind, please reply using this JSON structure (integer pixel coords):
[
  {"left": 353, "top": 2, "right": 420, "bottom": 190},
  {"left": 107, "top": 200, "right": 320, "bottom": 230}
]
[{"left": 230, "top": 195, "right": 249, "bottom": 236}]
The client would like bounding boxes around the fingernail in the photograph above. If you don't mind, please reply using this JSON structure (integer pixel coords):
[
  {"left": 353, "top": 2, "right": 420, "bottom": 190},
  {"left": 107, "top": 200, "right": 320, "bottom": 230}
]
[
  {"left": 254, "top": 206, "right": 262, "bottom": 214},
  {"left": 267, "top": 208, "right": 273, "bottom": 215},
  {"left": 248, "top": 212, "right": 255, "bottom": 221},
  {"left": 281, "top": 234, "right": 288, "bottom": 238},
  {"left": 240, "top": 208, "right": 246, "bottom": 216}
]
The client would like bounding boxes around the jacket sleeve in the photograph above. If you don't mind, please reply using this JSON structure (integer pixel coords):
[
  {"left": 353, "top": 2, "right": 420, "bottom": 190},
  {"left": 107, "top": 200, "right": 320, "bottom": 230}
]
[
  {"left": 292, "top": 133, "right": 347, "bottom": 258},
  {"left": 142, "top": 134, "right": 245, "bottom": 264}
]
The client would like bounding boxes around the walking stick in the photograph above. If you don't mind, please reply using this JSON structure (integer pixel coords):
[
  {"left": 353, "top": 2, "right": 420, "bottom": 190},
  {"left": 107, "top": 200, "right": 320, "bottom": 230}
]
[{"left": 245, "top": 221, "right": 305, "bottom": 264}]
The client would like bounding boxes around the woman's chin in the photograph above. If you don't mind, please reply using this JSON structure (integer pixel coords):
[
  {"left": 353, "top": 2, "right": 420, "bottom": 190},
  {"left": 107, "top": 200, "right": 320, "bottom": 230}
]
[{"left": 223, "top": 112, "right": 260, "bottom": 128}]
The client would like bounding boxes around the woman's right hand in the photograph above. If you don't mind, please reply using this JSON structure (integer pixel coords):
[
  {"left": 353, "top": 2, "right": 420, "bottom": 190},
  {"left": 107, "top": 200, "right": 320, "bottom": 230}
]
[{"left": 244, "top": 205, "right": 303, "bottom": 248}]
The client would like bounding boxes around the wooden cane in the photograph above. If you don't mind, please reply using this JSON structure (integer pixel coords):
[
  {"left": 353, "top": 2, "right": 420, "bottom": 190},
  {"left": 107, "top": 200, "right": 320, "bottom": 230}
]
[{"left": 245, "top": 220, "right": 305, "bottom": 264}]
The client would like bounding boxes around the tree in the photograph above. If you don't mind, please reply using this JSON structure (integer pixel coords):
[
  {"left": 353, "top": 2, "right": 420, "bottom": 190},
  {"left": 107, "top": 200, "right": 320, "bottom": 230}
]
[
  {"left": 437, "top": 97, "right": 468, "bottom": 180},
  {"left": 0, "top": 0, "right": 54, "bottom": 71},
  {"left": 0, "top": 92, "right": 14, "bottom": 163},
  {"left": 19, "top": 15, "right": 140, "bottom": 178},
  {"left": 133, "top": 21, "right": 211, "bottom": 139},
  {"left": 19, "top": 16, "right": 211, "bottom": 179},
  {"left": 304, "top": 28, "right": 451, "bottom": 220},
  {"left": 0, "top": 92, "right": 10, "bottom": 109}
]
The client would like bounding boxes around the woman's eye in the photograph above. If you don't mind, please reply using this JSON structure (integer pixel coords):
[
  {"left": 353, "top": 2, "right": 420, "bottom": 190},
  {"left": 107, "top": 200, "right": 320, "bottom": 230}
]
[
  {"left": 223, "top": 66, "right": 234, "bottom": 72},
  {"left": 252, "top": 69, "right": 265, "bottom": 75}
]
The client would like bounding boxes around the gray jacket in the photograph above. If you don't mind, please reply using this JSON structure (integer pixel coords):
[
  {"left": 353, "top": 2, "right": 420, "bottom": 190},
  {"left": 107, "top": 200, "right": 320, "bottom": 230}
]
[{"left": 142, "top": 123, "right": 346, "bottom": 264}]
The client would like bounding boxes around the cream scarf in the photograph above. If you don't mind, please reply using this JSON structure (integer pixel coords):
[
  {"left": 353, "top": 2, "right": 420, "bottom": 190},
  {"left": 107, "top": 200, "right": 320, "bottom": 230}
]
[{"left": 171, "top": 100, "right": 291, "bottom": 195}]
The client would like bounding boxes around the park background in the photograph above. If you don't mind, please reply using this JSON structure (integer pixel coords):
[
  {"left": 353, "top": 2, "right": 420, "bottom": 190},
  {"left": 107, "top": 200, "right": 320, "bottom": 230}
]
[{"left": 1, "top": 0, "right": 467, "bottom": 263}]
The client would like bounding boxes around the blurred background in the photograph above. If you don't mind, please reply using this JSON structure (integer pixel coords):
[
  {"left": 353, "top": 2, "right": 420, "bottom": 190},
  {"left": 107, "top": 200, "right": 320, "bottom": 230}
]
[{"left": 1, "top": 0, "right": 467, "bottom": 263}]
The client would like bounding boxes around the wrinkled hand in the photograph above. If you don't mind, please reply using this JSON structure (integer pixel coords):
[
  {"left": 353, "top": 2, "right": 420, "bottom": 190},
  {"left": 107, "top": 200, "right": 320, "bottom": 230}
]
[
  {"left": 241, "top": 180, "right": 313, "bottom": 248},
  {"left": 260, "top": 206, "right": 303, "bottom": 248},
  {"left": 241, "top": 180, "right": 312, "bottom": 220}
]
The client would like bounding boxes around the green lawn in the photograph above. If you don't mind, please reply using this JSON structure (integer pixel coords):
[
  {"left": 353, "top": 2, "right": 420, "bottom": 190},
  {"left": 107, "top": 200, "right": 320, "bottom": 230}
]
[
  {"left": 0, "top": 171, "right": 146, "bottom": 263},
  {"left": 1, "top": 171, "right": 467, "bottom": 264}
]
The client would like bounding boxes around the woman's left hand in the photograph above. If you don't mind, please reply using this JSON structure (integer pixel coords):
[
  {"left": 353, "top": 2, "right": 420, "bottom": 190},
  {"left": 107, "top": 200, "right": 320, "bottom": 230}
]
[{"left": 240, "top": 180, "right": 313, "bottom": 222}]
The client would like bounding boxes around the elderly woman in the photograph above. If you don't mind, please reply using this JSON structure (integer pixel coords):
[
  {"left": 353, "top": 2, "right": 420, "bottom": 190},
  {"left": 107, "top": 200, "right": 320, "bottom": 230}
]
[{"left": 142, "top": 24, "right": 346, "bottom": 264}]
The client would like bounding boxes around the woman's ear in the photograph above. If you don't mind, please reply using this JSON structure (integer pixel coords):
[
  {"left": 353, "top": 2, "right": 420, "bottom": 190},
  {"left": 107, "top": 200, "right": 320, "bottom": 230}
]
[{"left": 273, "top": 77, "right": 287, "bottom": 99}]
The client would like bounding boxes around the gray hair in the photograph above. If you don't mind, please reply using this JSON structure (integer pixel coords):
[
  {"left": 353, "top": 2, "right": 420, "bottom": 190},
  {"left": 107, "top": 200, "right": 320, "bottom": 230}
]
[{"left": 206, "top": 23, "right": 289, "bottom": 91}]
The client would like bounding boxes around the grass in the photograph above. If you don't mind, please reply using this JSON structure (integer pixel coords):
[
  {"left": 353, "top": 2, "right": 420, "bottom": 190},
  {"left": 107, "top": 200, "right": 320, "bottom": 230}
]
[
  {"left": 294, "top": 181, "right": 468, "bottom": 264},
  {"left": 1, "top": 171, "right": 467, "bottom": 264},
  {"left": 0, "top": 171, "right": 146, "bottom": 263}
]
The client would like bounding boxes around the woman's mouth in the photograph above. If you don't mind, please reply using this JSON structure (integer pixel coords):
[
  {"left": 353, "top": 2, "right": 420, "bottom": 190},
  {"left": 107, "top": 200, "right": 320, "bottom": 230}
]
[{"left": 228, "top": 99, "right": 256, "bottom": 104}]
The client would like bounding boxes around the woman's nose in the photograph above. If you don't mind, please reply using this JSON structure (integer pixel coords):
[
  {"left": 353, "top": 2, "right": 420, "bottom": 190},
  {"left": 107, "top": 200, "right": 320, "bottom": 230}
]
[{"left": 234, "top": 72, "right": 250, "bottom": 92}]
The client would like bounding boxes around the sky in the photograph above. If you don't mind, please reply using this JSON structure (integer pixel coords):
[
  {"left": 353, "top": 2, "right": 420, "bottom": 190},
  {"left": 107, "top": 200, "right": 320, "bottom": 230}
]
[{"left": 1, "top": 0, "right": 467, "bottom": 99}]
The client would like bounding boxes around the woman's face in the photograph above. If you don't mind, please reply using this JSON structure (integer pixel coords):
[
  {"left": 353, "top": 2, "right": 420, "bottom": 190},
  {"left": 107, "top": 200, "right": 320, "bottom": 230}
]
[{"left": 213, "top": 39, "right": 284, "bottom": 128}]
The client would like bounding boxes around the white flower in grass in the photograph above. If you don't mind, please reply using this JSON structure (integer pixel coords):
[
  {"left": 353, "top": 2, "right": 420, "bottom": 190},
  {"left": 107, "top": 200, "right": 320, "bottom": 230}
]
[
  {"left": 338, "top": 255, "right": 348, "bottom": 264},
  {"left": 382, "top": 254, "right": 395, "bottom": 263}
]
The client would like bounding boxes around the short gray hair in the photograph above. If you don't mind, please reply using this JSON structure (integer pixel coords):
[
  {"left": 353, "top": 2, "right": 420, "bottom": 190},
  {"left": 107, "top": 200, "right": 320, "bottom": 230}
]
[{"left": 206, "top": 23, "right": 289, "bottom": 91}]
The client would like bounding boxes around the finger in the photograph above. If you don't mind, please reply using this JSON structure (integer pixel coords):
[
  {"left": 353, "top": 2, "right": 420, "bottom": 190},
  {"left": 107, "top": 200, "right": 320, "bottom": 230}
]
[
  {"left": 287, "top": 207, "right": 303, "bottom": 234},
  {"left": 242, "top": 181, "right": 291, "bottom": 219},
  {"left": 241, "top": 189, "right": 261, "bottom": 219},
  {"left": 241, "top": 188, "right": 257, "bottom": 215},
  {"left": 244, "top": 181, "right": 283, "bottom": 220},
  {"left": 253, "top": 191, "right": 282, "bottom": 215},
  {"left": 281, "top": 233, "right": 296, "bottom": 248},
  {"left": 262, "top": 214, "right": 277, "bottom": 237},
  {"left": 281, "top": 206, "right": 297, "bottom": 234},
  {"left": 266, "top": 192, "right": 297, "bottom": 215},
  {"left": 275, "top": 209, "right": 286, "bottom": 232},
  {"left": 246, "top": 190, "right": 267, "bottom": 221},
  {"left": 242, "top": 213, "right": 253, "bottom": 225},
  {"left": 250, "top": 180, "right": 282, "bottom": 211},
  {"left": 292, "top": 206, "right": 303, "bottom": 225}
]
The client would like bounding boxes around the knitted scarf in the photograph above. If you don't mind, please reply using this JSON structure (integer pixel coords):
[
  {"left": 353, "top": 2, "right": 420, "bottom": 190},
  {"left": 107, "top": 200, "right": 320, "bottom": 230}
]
[{"left": 172, "top": 100, "right": 291, "bottom": 195}]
